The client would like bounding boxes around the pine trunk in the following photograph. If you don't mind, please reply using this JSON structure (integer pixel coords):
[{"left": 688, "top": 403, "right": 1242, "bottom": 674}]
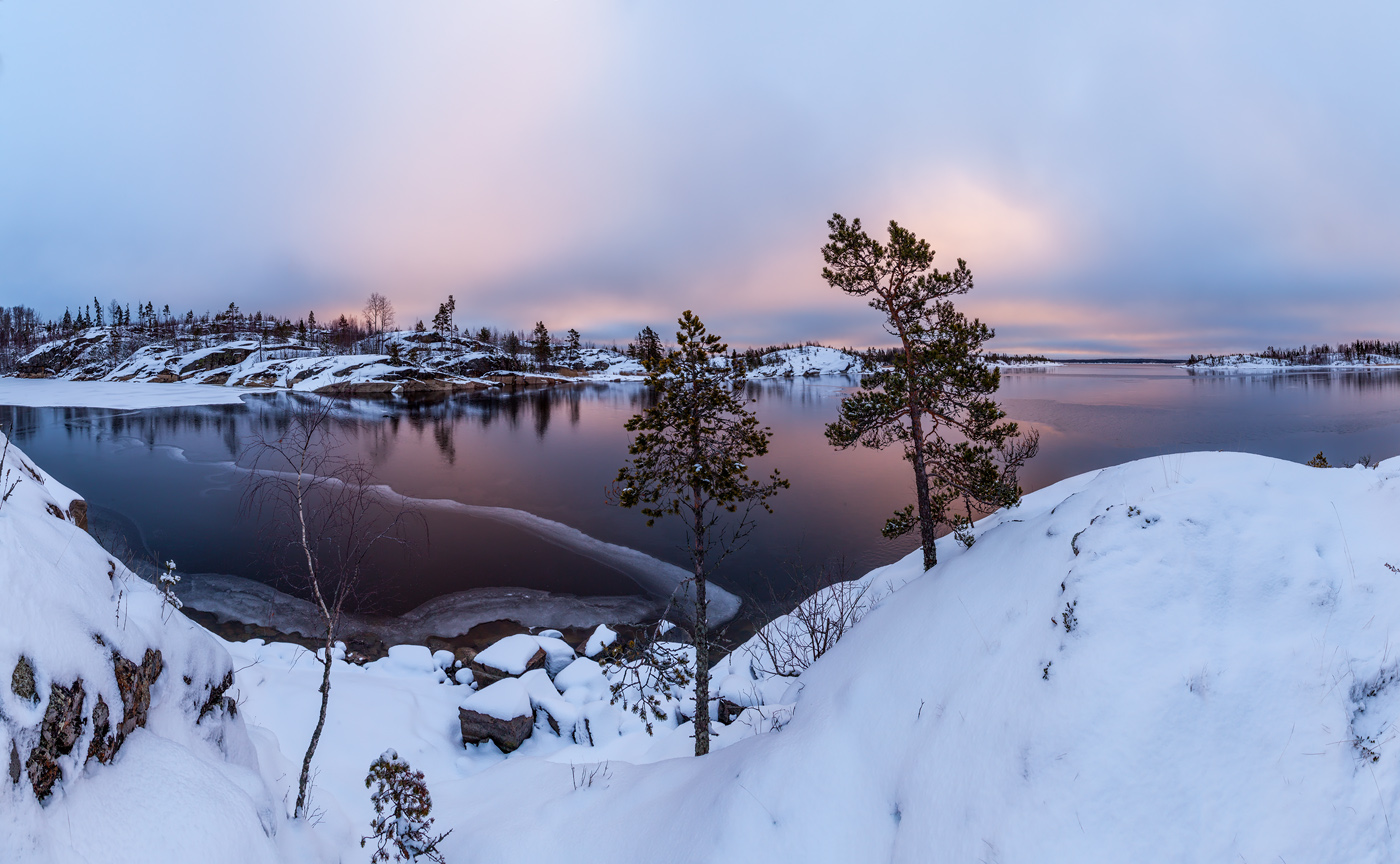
[
  {"left": 903, "top": 348, "right": 938, "bottom": 570},
  {"left": 691, "top": 493, "right": 710, "bottom": 756}
]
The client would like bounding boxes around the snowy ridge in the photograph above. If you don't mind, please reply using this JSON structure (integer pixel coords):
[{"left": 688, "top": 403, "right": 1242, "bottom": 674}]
[{"left": 1185, "top": 352, "right": 1400, "bottom": 370}]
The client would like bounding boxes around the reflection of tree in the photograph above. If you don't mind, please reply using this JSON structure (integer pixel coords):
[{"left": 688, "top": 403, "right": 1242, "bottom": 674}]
[
  {"left": 531, "top": 389, "right": 552, "bottom": 439},
  {"left": 432, "top": 419, "right": 455, "bottom": 464}
]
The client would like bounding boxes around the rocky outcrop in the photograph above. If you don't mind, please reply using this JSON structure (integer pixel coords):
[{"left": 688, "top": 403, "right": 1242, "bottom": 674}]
[
  {"left": 11, "top": 648, "right": 165, "bottom": 799},
  {"left": 26, "top": 679, "right": 87, "bottom": 799},
  {"left": 67, "top": 498, "right": 88, "bottom": 532}
]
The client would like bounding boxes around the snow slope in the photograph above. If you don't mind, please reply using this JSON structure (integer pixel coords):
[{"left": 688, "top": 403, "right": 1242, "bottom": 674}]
[
  {"left": 14, "top": 431, "right": 1400, "bottom": 861},
  {"left": 208, "top": 449, "right": 1400, "bottom": 863},
  {"left": 0, "top": 433, "right": 308, "bottom": 863},
  {"left": 442, "top": 451, "right": 1400, "bottom": 862}
]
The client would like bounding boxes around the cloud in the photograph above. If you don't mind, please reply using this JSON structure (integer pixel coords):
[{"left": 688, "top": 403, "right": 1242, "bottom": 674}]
[{"left": 1, "top": 0, "right": 1397, "bottom": 355}]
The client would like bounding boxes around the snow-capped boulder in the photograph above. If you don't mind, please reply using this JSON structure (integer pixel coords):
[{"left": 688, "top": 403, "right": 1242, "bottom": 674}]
[
  {"left": 583, "top": 624, "right": 618, "bottom": 657},
  {"left": 471, "top": 634, "right": 548, "bottom": 686},
  {"left": 458, "top": 679, "right": 534, "bottom": 753}
]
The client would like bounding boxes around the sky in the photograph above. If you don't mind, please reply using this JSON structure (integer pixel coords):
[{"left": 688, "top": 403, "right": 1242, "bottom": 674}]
[{"left": 1, "top": 1, "right": 1397, "bottom": 357}]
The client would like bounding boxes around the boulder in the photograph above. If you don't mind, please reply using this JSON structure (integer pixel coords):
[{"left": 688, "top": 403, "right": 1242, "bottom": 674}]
[{"left": 459, "top": 679, "right": 534, "bottom": 753}]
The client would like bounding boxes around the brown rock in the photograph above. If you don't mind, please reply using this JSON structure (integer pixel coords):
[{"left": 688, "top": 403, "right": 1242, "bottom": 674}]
[
  {"left": 66, "top": 499, "right": 88, "bottom": 532},
  {"left": 458, "top": 707, "right": 533, "bottom": 753},
  {"left": 114, "top": 648, "right": 163, "bottom": 737},
  {"left": 717, "top": 698, "right": 746, "bottom": 725},
  {"left": 26, "top": 679, "right": 87, "bottom": 800}
]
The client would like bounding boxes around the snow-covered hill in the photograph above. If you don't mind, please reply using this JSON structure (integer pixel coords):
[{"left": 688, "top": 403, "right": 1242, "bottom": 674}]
[
  {"left": 743, "top": 346, "right": 863, "bottom": 378},
  {"left": 11, "top": 420, "right": 1400, "bottom": 861},
  {"left": 206, "top": 450, "right": 1400, "bottom": 862},
  {"left": 0, "top": 433, "right": 303, "bottom": 863},
  {"left": 12, "top": 328, "right": 650, "bottom": 395}
]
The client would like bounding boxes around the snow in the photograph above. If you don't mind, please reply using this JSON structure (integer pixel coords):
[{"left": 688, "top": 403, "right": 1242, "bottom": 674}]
[
  {"left": 0, "top": 431, "right": 293, "bottom": 862},
  {"left": 15, "top": 420, "right": 1400, "bottom": 861},
  {"left": 473, "top": 635, "right": 546, "bottom": 676},
  {"left": 461, "top": 679, "right": 532, "bottom": 722},
  {"left": 0, "top": 378, "right": 252, "bottom": 408},
  {"left": 583, "top": 624, "right": 618, "bottom": 657},
  {"left": 1186, "top": 352, "right": 1400, "bottom": 370},
  {"left": 743, "top": 346, "right": 862, "bottom": 378}
]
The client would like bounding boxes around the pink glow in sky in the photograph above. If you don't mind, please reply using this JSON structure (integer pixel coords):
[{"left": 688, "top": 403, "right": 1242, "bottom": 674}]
[{"left": 1, "top": 1, "right": 1397, "bottom": 355}]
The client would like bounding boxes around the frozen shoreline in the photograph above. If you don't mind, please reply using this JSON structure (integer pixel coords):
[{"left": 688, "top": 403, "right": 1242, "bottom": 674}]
[{"left": 172, "top": 571, "right": 666, "bottom": 644}]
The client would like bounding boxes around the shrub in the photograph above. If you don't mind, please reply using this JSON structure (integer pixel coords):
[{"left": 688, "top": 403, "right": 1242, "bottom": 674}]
[{"left": 362, "top": 749, "right": 451, "bottom": 863}]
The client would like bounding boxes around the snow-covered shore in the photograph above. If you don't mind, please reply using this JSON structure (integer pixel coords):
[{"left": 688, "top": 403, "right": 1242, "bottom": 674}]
[
  {"left": 1185, "top": 352, "right": 1400, "bottom": 371},
  {"left": 11, "top": 426, "right": 1400, "bottom": 861}
]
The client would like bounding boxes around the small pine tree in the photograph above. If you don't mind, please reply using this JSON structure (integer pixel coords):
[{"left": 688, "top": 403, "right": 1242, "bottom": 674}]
[
  {"left": 566, "top": 328, "right": 582, "bottom": 365},
  {"left": 1306, "top": 451, "right": 1330, "bottom": 468},
  {"left": 362, "top": 750, "right": 450, "bottom": 863},
  {"left": 531, "top": 321, "right": 552, "bottom": 369},
  {"left": 613, "top": 311, "right": 787, "bottom": 755},
  {"left": 502, "top": 331, "right": 522, "bottom": 361},
  {"left": 634, "top": 326, "right": 663, "bottom": 369}
]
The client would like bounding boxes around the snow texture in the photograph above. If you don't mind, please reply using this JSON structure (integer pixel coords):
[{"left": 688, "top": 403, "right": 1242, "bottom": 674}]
[{"left": 16, "top": 432, "right": 1400, "bottom": 862}]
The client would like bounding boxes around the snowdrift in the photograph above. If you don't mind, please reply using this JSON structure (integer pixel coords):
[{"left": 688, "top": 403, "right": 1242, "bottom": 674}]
[{"left": 433, "top": 451, "right": 1400, "bottom": 862}]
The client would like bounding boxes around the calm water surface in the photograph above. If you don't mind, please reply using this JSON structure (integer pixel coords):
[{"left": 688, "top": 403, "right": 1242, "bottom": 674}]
[{"left": 4, "top": 364, "right": 1399, "bottom": 614}]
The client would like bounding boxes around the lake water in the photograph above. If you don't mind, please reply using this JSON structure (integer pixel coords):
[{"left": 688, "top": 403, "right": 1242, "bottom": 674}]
[{"left": 4, "top": 364, "right": 1400, "bottom": 618}]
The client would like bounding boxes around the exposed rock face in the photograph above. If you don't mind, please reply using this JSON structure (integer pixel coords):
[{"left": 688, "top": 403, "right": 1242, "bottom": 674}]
[
  {"left": 197, "top": 669, "right": 237, "bottom": 723},
  {"left": 11, "top": 655, "right": 37, "bottom": 703},
  {"left": 26, "top": 679, "right": 87, "bottom": 800},
  {"left": 15, "top": 648, "right": 166, "bottom": 798},
  {"left": 458, "top": 707, "right": 533, "bottom": 753},
  {"left": 114, "top": 648, "right": 164, "bottom": 737}
]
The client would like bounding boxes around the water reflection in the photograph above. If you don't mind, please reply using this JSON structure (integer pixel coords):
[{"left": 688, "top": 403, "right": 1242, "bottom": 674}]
[{"left": 4, "top": 366, "right": 1400, "bottom": 615}]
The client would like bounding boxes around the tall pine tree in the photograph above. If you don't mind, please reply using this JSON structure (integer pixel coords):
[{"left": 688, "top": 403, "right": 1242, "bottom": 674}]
[
  {"left": 822, "top": 214, "right": 1038, "bottom": 571},
  {"left": 613, "top": 311, "right": 787, "bottom": 755}
]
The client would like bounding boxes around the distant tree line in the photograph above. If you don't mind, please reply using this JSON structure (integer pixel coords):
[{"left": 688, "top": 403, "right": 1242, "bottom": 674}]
[{"left": 1187, "top": 340, "right": 1400, "bottom": 366}]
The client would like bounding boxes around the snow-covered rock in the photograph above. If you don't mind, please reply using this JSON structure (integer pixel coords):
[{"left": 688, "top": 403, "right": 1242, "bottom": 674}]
[
  {"left": 583, "top": 624, "right": 618, "bottom": 657},
  {"left": 459, "top": 679, "right": 534, "bottom": 753},
  {"left": 0, "top": 432, "right": 289, "bottom": 862},
  {"left": 473, "top": 634, "right": 547, "bottom": 679}
]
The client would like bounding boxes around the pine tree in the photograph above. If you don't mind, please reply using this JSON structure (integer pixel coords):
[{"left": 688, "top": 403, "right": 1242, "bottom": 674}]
[
  {"left": 502, "top": 331, "right": 522, "bottom": 362},
  {"left": 613, "top": 311, "right": 787, "bottom": 755},
  {"left": 634, "top": 326, "right": 663, "bottom": 369},
  {"left": 531, "top": 321, "right": 552, "bottom": 369},
  {"left": 93, "top": 298, "right": 104, "bottom": 328},
  {"left": 361, "top": 749, "right": 450, "bottom": 862},
  {"left": 821, "top": 214, "right": 1038, "bottom": 571},
  {"left": 565, "top": 328, "right": 582, "bottom": 365}
]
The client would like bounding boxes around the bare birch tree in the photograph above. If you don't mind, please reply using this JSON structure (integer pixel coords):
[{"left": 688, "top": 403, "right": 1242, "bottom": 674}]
[
  {"left": 242, "top": 396, "right": 420, "bottom": 818},
  {"left": 364, "top": 292, "right": 395, "bottom": 354}
]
